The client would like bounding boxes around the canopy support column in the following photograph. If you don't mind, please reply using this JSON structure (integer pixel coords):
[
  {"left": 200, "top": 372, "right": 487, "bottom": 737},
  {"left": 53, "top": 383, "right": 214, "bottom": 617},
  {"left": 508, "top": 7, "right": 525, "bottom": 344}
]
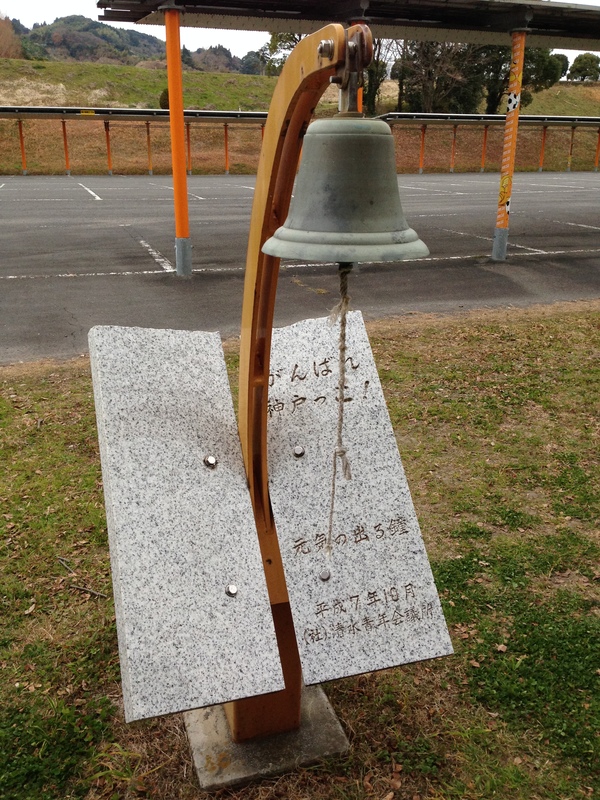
[
  {"left": 491, "top": 29, "right": 526, "bottom": 262},
  {"left": 164, "top": 5, "right": 192, "bottom": 277}
]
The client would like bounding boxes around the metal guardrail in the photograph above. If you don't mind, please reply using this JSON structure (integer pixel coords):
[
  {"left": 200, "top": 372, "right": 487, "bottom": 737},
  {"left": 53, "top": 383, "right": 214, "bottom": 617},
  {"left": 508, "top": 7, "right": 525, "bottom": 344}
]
[
  {"left": 1, "top": 107, "right": 599, "bottom": 127},
  {"left": 380, "top": 112, "right": 600, "bottom": 128},
  {"left": 0, "top": 106, "right": 267, "bottom": 123}
]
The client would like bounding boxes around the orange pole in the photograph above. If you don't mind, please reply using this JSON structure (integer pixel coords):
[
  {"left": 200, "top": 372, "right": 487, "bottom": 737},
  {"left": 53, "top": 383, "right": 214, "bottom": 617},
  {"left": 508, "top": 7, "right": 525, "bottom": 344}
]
[
  {"left": 165, "top": 8, "right": 191, "bottom": 276},
  {"left": 224, "top": 123, "right": 230, "bottom": 174},
  {"left": 566, "top": 125, "right": 576, "bottom": 172},
  {"left": 104, "top": 120, "right": 113, "bottom": 175},
  {"left": 594, "top": 127, "right": 600, "bottom": 172},
  {"left": 17, "top": 120, "right": 27, "bottom": 175},
  {"left": 61, "top": 119, "right": 71, "bottom": 176},
  {"left": 492, "top": 30, "right": 526, "bottom": 261},
  {"left": 480, "top": 124, "right": 489, "bottom": 172},
  {"left": 357, "top": 86, "right": 363, "bottom": 113},
  {"left": 186, "top": 121, "right": 192, "bottom": 175},
  {"left": 538, "top": 125, "right": 548, "bottom": 172},
  {"left": 419, "top": 124, "right": 426, "bottom": 174},
  {"left": 449, "top": 124, "right": 458, "bottom": 173},
  {"left": 146, "top": 121, "right": 153, "bottom": 175}
]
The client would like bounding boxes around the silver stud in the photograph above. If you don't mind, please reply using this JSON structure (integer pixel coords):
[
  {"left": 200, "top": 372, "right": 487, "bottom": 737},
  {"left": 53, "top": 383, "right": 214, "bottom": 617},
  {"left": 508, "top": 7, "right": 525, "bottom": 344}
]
[
  {"left": 293, "top": 446, "right": 305, "bottom": 458},
  {"left": 226, "top": 584, "right": 238, "bottom": 597},
  {"left": 204, "top": 455, "right": 217, "bottom": 468},
  {"left": 319, "top": 569, "right": 331, "bottom": 582}
]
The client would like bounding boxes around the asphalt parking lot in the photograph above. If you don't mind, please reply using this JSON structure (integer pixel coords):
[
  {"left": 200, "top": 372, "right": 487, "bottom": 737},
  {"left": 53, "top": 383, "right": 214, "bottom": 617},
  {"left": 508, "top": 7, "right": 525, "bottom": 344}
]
[{"left": 0, "top": 172, "right": 598, "bottom": 364}]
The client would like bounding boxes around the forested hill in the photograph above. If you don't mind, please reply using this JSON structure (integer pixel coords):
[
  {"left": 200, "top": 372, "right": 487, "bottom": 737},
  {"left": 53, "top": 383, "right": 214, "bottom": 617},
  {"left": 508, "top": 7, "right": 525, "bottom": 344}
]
[{"left": 13, "top": 16, "right": 166, "bottom": 64}]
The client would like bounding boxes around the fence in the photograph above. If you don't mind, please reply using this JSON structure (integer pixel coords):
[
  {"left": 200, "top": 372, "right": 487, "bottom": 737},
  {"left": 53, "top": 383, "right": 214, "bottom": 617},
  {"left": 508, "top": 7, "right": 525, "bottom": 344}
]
[{"left": 0, "top": 107, "right": 599, "bottom": 175}]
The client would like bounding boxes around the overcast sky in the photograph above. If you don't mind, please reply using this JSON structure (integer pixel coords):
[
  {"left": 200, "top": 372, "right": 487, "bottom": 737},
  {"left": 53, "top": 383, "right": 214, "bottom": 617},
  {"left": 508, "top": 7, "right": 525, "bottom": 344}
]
[{"left": 1, "top": 0, "right": 598, "bottom": 59}]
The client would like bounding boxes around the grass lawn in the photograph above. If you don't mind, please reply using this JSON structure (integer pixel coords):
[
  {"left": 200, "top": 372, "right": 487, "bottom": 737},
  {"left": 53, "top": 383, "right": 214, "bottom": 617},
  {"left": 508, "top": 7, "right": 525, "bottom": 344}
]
[{"left": 1, "top": 300, "right": 598, "bottom": 799}]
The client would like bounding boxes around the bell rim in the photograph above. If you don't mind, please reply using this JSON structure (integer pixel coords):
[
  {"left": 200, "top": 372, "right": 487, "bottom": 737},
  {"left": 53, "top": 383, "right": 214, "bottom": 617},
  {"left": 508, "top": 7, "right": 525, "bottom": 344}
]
[{"left": 262, "top": 230, "right": 430, "bottom": 263}]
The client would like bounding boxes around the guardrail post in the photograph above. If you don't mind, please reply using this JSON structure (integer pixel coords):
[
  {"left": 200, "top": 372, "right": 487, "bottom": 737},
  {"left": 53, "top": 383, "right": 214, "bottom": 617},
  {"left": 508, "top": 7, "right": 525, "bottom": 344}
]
[
  {"left": 419, "top": 124, "right": 427, "bottom": 174},
  {"left": 566, "top": 125, "right": 576, "bottom": 172},
  {"left": 224, "top": 123, "right": 230, "bottom": 174},
  {"left": 17, "top": 120, "right": 27, "bottom": 175},
  {"left": 450, "top": 124, "right": 458, "bottom": 173},
  {"left": 165, "top": 7, "right": 192, "bottom": 277},
  {"left": 104, "top": 120, "right": 113, "bottom": 175},
  {"left": 186, "top": 121, "right": 192, "bottom": 175},
  {"left": 480, "top": 124, "right": 489, "bottom": 172},
  {"left": 61, "top": 119, "right": 71, "bottom": 176},
  {"left": 594, "top": 127, "right": 600, "bottom": 173},
  {"left": 146, "top": 121, "right": 153, "bottom": 175},
  {"left": 491, "top": 29, "right": 526, "bottom": 261},
  {"left": 538, "top": 125, "right": 548, "bottom": 172}
]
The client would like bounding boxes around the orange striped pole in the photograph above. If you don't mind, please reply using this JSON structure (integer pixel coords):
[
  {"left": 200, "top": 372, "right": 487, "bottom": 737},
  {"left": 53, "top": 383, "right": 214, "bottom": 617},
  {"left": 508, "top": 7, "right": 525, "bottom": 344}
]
[
  {"left": 104, "top": 120, "right": 113, "bottom": 175},
  {"left": 449, "top": 124, "right": 458, "bottom": 173},
  {"left": 418, "top": 124, "right": 427, "bottom": 174},
  {"left": 594, "top": 127, "right": 600, "bottom": 172},
  {"left": 146, "top": 121, "right": 153, "bottom": 175},
  {"left": 566, "top": 125, "right": 576, "bottom": 172},
  {"left": 224, "top": 123, "right": 230, "bottom": 174},
  {"left": 480, "top": 124, "right": 489, "bottom": 173},
  {"left": 491, "top": 30, "right": 526, "bottom": 261},
  {"left": 17, "top": 120, "right": 27, "bottom": 175},
  {"left": 61, "top": 119, "right": 71, "bottom": 176},
  {"left": 186, "top": 121, "right": 192, "bottom": 175},
  {"left": 538, "top": 125, "right": 548, "bottom": 172},
  {"left": 165, "top": 8, "right": 191, "bottom": 276}
]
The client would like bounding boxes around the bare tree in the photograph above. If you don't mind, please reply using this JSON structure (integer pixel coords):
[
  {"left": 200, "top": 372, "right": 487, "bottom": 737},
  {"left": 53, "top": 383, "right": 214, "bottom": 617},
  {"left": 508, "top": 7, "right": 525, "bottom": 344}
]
[{"left": 0, "top": 15, "right": 22, "bottom": 58}]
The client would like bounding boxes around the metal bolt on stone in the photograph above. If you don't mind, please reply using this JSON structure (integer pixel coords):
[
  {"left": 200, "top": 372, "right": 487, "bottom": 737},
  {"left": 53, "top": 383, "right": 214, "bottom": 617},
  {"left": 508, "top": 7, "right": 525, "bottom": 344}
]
[
  {"left": 226, "top": 584, "right": 238, "bottom": 597},
  {"left": 204, "top": 455, "right": 217, "bottom": 469}
]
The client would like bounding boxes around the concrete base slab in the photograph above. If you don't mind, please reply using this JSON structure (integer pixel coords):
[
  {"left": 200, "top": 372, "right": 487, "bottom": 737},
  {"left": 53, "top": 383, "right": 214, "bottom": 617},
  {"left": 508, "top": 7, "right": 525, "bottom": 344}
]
[{"left": 184, "top": 686, "right": 349, "bottom": 791}]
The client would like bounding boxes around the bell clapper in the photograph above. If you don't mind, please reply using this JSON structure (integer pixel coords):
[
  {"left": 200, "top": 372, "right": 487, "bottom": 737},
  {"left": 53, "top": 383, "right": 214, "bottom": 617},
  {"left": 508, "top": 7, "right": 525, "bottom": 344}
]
[{"left": 325, "top": 261, "right": 354, "bottom": 558}]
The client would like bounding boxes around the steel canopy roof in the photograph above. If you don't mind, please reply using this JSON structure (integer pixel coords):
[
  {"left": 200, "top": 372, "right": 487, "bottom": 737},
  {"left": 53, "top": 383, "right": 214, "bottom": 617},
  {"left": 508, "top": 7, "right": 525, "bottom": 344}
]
[{"left": 97, "top": 0, "right": 600, "bottom": 49}]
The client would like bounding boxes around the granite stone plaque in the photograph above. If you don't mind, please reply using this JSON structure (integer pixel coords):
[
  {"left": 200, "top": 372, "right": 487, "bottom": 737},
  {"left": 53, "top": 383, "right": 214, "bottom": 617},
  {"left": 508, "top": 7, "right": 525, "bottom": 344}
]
[
  {"left": 89, "top": 326, "right": 284, "bottom": 722},
  {"left": 268, "top": 312, "right": 453, "bottom": 685}
]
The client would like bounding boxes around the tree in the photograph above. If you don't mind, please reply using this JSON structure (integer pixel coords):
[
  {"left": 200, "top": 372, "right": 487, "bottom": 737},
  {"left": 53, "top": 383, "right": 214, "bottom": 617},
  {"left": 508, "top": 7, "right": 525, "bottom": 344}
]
[
  {"left": 0, "top": 15, "right": 23, "bottom": 58},
  {"left": 159, "top": 87, "right": 169, "bottom": 109},
  {"left": 240, "top": 49, "right": 267, "bottom": 75},
  {"left": 396, "top": 41, "right": 486, "bottom": 114},
  {"left": 181, "top": 44, "right": 195, "bottom": 69},
  {"left": 262, "top": 32, "right": 302, "bottom": 75},
  {"left": 363, "top": 38, "right": 392, "bottom": 116},
  {"left": 390, "top": 40, "right": 412, "bottom": 111},
  {"left": 552, "top": 52, "right": 569, "bottom": 79},
  {"left": 568, "top": 52, "right": 600, "bottom": 82},
  {"left": 479, "top": 46, "right": 563, "bottom": 113}
]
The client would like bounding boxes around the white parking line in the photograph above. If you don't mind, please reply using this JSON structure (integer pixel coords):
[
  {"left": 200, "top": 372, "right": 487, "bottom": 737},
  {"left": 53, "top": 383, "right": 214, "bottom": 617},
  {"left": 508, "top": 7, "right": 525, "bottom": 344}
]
[
  {"left": 555, "top": 220, "right": 600, "bottom": 231},
  {"left": 119, "top": 224, "right": 174, "bottom": 271},
  {"left": 3, "top": 246, "right": 600, "bottom": 281},
  {"left": 78, "top": 183, "right": 102, "bottom": 201},
  {"left": 137, "top": 239, "right": 174, "bottom": 272},
  {"left": 442, "top": 228, "right": 548, "bottom": 254},
  {"left": 150, "top": 182, "right": 205, "bottom": 200}
]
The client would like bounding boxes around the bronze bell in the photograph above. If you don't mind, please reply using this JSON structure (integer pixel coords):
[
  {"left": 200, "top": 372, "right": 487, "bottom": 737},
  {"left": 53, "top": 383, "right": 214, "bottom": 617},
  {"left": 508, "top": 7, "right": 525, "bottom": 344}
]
[{"left": 262, "top": 115, "right": 429, "bottom": 263}]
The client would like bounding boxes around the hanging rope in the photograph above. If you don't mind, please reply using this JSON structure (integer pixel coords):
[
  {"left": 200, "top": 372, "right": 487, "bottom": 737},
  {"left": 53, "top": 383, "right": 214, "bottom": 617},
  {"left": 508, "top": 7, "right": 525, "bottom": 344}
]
[{"left": 326, "top": 261, "right": 353, "bottom": 558}]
